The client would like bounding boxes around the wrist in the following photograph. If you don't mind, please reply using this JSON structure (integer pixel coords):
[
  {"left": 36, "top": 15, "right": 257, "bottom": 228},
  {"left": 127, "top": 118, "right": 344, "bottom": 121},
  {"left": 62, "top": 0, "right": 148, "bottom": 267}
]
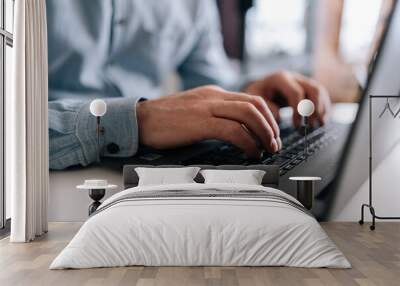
[{"left": 136, "top": 99, "right": 152, "bottom": 147}]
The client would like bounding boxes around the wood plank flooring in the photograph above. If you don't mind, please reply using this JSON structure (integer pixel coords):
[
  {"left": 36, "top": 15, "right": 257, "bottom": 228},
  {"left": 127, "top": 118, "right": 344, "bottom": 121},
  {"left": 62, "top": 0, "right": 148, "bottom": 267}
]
[{"left": 0, "top": 222, "right": 399, "bottom": 286}]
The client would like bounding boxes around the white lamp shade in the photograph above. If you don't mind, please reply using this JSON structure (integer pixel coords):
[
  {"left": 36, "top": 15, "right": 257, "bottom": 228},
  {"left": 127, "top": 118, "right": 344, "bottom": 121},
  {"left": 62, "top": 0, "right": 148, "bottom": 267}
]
[
  {"left": 90, "top": 99, "right": 107, "bottom": 117},
  {"left": 297, "top": 99, "right": 315, "bottom": 117}
]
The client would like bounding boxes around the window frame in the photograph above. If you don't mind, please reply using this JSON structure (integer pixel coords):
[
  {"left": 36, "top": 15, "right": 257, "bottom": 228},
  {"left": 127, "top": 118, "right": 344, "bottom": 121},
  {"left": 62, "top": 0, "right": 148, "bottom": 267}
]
[{"left": 0, "top": 0, "right": 13, "bottom": 235}]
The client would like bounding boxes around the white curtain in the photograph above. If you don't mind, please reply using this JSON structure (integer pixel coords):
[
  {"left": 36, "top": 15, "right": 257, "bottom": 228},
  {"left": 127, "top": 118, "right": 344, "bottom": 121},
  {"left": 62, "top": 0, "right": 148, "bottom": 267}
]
[{"left": 8, "top": 0, "right": 49, "bottom": 242}]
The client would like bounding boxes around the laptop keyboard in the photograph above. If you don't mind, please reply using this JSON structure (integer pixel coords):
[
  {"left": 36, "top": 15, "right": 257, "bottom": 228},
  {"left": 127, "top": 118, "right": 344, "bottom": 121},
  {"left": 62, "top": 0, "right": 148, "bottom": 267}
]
[{"left": 181, "top": 124, "right": 340, "bottom": 176}]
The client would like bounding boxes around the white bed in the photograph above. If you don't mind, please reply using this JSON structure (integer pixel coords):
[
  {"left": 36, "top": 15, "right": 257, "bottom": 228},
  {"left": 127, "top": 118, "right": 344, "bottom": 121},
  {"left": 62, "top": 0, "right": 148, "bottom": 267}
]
[{"left": 50, "top": 182, "right": 350, "bottom": 269}]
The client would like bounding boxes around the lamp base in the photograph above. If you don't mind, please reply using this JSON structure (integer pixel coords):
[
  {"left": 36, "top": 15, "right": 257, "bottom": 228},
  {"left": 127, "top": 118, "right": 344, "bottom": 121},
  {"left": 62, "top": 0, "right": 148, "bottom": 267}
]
[{"left": 88, "top": 189, "right": 105, "bottom": 215}]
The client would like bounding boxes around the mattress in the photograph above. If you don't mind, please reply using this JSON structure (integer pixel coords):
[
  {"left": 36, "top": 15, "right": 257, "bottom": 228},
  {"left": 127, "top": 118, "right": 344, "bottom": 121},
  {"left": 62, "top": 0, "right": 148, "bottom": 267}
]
[{"left": 50, "top": 183, "right": 351, "bottom": 269}]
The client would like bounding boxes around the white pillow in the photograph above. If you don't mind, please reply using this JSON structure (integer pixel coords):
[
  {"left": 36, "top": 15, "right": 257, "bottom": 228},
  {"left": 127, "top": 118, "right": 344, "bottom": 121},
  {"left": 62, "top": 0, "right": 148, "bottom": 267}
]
[
  {"left": 135, "top": 167, "right": 200, "bottom": 186},
  {"left": 200, "top": 169, "right": 266, "bottom": 185}
]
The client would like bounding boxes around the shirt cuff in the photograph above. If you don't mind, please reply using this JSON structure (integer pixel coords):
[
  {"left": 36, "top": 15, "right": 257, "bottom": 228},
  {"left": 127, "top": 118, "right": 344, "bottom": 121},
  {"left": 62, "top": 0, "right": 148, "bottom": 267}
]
[{"left": 75, "top": 97, "right": 141, "bottom": 164}]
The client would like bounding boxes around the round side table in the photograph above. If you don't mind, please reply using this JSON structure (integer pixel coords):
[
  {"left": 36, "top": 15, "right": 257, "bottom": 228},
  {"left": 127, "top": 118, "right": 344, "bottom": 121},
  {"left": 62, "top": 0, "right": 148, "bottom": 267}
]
[
  {"left": 289, "top": 177, "right": 321, "bottom": 210},
  {"left": 77, "top": 180, "right": 117, "bottom": 216}
]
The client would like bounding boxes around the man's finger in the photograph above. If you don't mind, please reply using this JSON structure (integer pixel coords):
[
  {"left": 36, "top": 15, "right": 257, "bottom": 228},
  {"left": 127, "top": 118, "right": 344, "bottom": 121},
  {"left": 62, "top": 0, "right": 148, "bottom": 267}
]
[
  {"left": 206, "top": 118, "right": 262, "bottom": 158},
  {"left": 264, "top": 101, "right": 282, "bottom": 149},
  {"left": 209, "top": 100, "right": 279, "bottom": 153},
  {"left": 266, "top": 100, "right": 280, "bottom": 122},
  {"left": 294, "top": 74, "right": 330, "bottom": 125},
  {"left": 268, "top": 72, "right": 306, "bottom": 127},
  {"left": 213, "top": 92, "right": 280, "bottom": 139}
]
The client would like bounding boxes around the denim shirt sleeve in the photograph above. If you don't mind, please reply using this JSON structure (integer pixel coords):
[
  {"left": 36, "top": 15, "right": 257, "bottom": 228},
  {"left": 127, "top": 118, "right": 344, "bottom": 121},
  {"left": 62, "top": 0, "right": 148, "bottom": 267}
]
[{"left": 49, "top": 97, "right": 140, "bottom": 170}]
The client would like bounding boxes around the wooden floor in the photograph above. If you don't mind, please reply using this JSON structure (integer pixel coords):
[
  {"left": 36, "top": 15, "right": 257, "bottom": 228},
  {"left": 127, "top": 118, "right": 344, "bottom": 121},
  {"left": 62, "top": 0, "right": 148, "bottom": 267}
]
[{"left": 0, "top": 222, "right": 399, "bottom": 286}]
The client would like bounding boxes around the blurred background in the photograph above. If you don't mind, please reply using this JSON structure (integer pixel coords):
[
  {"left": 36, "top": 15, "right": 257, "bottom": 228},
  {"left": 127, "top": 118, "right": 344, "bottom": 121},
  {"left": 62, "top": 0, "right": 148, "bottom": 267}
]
[{"left": 217, "top": 0, "right": 393, "bottom": 102}]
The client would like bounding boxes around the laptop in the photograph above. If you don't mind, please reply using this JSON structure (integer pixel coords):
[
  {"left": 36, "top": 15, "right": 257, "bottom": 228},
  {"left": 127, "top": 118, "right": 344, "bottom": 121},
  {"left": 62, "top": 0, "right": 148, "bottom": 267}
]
[
  {"left": 323, "top": 0, "right": 400, "bottom": 220},
  {"left": 103, "top": 1, "right": 398, "bottom": 219}
]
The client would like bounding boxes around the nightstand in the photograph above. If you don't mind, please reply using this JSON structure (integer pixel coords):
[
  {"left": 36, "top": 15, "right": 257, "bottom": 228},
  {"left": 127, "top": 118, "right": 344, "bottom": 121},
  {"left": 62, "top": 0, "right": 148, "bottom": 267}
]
[{"left": 77, "top": 180, "right": 117, "bottom": 215}]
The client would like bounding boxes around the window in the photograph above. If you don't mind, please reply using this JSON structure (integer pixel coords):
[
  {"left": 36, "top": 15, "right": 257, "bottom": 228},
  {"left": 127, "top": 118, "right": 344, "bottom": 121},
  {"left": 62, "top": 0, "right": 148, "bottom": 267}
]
[
  {"left": 245, "top": 0, "right": 309, "bottom": 59},
  {"left": 0, "top": 0, "right": 13, "bottom": 234},
  {"left": 244, "top": 0, "right": 316, "bottom": 77},
  {"left": 340, "top": 0, "right": 383, "bottom": 65}
]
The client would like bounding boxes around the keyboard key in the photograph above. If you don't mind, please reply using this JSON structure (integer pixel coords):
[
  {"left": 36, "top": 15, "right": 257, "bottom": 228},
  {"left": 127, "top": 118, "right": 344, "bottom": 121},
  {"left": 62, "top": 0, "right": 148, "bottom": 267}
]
[{"left": 283, "top": 164, "right": 295, "bottom": 170}]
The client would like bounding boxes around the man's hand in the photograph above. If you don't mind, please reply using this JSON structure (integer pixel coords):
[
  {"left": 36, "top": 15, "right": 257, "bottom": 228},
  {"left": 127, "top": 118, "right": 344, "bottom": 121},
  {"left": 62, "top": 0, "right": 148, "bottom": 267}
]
[
  {"left": 137, "top": 85, "right": 281, "bottom": 159},
  {"left": 244, "top": 71, "right": 331, "bottom": 127}
]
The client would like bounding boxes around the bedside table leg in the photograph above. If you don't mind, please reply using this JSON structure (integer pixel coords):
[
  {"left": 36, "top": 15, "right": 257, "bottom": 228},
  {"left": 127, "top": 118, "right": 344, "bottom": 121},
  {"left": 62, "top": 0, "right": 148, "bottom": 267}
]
[{"left": 88, "top": 189, "right": 105, "bottom": 216}]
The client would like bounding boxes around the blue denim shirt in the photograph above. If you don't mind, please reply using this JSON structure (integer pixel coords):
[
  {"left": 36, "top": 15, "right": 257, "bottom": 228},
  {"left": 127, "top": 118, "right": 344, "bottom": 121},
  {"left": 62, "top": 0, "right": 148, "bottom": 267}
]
[{"left": 47, "top": 0, "right": 237, "bottom": 169}]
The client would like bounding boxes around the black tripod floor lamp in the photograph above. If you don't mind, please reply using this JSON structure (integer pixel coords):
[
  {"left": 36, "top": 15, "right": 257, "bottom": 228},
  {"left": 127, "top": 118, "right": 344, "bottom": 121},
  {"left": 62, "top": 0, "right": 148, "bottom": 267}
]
[{"left": 359, "top": 95, "right": 400, "bottom": 230}]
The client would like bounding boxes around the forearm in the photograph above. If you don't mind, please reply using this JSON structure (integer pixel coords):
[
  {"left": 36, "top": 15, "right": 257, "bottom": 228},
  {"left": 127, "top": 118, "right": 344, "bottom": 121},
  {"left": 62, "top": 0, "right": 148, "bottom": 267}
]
[{"left": 49, "top": 97, "right": 141, "bottom": 170}]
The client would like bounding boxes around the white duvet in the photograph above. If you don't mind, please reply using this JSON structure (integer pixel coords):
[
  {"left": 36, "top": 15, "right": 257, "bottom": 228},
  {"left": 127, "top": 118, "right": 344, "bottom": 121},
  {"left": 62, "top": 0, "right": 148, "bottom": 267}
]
[{"left": 50, "top": 183, "right": 350, "bottom": 269}]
